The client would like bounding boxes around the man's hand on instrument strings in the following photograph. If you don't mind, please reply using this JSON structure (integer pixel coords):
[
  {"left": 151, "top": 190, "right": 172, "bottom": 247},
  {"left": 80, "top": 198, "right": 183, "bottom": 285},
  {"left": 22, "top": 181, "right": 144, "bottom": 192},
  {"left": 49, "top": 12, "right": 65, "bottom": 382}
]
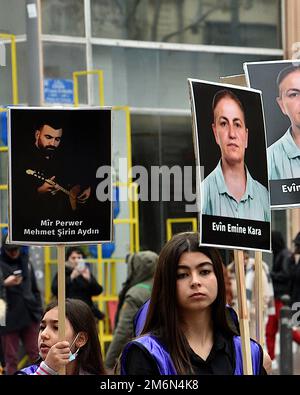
[{"left": 37, "top": 176, "right": 59, "bottom": 195}]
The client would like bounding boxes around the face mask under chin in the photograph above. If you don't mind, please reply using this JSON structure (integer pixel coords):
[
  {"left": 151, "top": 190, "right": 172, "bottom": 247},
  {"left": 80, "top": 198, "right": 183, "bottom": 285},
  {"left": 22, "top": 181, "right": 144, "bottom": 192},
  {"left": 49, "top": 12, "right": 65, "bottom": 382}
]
[{"left": 68, "top": 333, "right": 81, "bottom": 362}]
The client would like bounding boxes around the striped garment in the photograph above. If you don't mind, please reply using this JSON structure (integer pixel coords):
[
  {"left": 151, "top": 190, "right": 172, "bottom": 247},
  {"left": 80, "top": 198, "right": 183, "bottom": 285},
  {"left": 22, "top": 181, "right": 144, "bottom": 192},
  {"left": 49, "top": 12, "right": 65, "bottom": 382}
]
[{"left": 33, "top": 361, "right": 59, "bottom": 375}]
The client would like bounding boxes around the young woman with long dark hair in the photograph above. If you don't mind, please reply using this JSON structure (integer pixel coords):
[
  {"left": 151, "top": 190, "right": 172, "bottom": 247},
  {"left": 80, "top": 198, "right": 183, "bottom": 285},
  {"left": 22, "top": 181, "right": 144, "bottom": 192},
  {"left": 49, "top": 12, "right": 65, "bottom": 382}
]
[{"left": 120, "top": 232, "right": 269, "bottom": 375}]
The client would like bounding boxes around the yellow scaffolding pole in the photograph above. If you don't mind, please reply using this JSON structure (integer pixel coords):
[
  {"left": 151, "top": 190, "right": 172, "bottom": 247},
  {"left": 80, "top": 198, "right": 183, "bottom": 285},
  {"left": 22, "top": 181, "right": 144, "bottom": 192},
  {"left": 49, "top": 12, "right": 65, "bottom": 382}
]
[
  {"left": 73, "top": 69, "right": 104, "bottom": 107},
  {"left": 0, "top": 109, "right": 8, "bottom": 224},
  {"left": 112, "top": 106, "right": 134, "bottom": 253},
  {"left": 0, "top": 34, "right": 19, "bottom": 104},
  {"left": 95, "top": 182, "right": 139, "bottom": 355},
  {"left": 17, "top": 355, "right": 28, "bottom": 370},
  {"left": 166, "top": 217, "right": 198, "bottom": 241}
]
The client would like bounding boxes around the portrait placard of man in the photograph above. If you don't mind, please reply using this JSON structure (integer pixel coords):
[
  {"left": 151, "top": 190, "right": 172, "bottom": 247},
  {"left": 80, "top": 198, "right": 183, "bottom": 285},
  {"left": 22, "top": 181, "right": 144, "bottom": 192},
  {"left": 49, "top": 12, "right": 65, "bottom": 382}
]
[
  {"left": 30, "top": 122, "right": 91, "bottom": 211},
  {"left": 8, "top": 107, "right": 112, "bottom": 245},
  {"left": 267, "top": 65, "right": 300, "bottom": 180},
  {"left": 189, "top": 79, "right": 271, "bottom": 252},
  {"left": 245, "top": 60, "right": 300, "bottom": 208}
]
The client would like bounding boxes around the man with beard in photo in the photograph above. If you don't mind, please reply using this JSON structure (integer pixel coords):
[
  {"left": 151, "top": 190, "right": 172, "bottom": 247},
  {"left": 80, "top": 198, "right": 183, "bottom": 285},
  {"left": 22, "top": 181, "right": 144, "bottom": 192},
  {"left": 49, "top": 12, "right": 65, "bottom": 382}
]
[{"left": 21, "top": 122, "right": 91, "bottom": 222}]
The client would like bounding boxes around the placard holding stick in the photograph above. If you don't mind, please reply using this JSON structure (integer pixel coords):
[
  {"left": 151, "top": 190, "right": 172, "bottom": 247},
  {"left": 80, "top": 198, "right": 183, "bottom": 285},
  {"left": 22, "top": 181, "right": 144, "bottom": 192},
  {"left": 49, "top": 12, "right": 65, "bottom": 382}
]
[
  {"left": 57, "top": 245, "right": 66, "bottom": 375},
  {"left": 244, "top": 60, "right": 300, "bottom": 209},
  {"left": 254, "top": 251, "right": 264, "bottom": 346},
  {"left": 234, "top": 250, "right": 253, "bottom": 375}
]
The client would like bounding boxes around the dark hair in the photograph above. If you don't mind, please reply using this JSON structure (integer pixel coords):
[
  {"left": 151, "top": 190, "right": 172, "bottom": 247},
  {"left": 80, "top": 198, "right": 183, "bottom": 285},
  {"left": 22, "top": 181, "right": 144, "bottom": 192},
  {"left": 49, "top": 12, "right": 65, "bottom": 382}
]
[
  {"left": 271, "top": 230, "right": 286, "bottom": 258},
  {"left": 276, "top": 64, "right": 300, "bottom": 92},
  {"left": 115, "top": 251, "right": 158, "bottom": 327},
  {"left": 43, "top": 298, "right": 105, "bottom": 375},
  {"left": 212, "top": 89, "right": 246, "bottom": 123},
  {"left": 35, "top": 122, "right": 63, "bottom": 132},
  {"left": 1, "top": 234, "right": 21, "bottom": 251},
  {"left": 141, "top": 232, "right": 236, "bottom": 374},
  {"left": 66, "top": 247, "right": 86, "bottom": 261}
]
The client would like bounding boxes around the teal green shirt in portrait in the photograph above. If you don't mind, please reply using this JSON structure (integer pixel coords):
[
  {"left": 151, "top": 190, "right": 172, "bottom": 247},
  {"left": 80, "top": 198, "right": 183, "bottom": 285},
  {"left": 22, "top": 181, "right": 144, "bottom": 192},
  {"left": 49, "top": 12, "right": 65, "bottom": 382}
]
[
  {"left": 267, "top": 128, "right": 300, "bottom": 180},
  {"left": 202, "top": 161, "right": 270, "bottom": 222}
]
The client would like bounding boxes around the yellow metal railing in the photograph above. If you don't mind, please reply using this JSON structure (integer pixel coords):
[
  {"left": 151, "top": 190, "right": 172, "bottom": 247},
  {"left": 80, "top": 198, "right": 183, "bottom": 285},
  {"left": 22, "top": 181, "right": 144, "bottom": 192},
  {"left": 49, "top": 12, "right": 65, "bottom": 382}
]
[
  {"left": 17, "top": 355, "right": 28, "bottom": 370},
  {"left": 166, "top": 217, "right": 198, "bottom": 241},
  {"left": 0, "top": 34, "right": 19, "bottom": 104},
  {"left": 0, "top": 108, "right": 9, "bottom": 230},
  {"left": 73, "top": 69, "right": 104, "bottom": 107}
]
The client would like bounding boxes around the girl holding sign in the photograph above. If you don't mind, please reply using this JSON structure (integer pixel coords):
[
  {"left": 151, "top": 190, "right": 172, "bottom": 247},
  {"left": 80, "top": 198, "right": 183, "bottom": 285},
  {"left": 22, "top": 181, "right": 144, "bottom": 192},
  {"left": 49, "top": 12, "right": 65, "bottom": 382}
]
[
  {"left": 17, "top": 299, "right": 106, "bottom": 375},
  {"left": 120, "top": 232, "right": 269, "bottom": 375}
]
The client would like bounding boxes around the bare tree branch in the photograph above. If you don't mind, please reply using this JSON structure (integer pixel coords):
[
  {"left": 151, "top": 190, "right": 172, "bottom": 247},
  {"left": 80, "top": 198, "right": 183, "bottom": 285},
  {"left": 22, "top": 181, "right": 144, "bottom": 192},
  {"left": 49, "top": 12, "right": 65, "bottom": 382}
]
[
  {"left": 125, "top": 0, "right": 143, "bottom": 39},
  {"left": 151, "top": 0, "right": 163, "bottom": 41},
  {"left": 161, "top": 2, "right": 225, "bottom": 42}
]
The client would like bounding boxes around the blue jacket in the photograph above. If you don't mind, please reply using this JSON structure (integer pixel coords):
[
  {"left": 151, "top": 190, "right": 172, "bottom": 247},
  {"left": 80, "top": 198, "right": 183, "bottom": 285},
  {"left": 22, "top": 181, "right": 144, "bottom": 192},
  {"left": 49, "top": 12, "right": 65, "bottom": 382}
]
[
  {"left": 17, "top": 365, "right": 39, "bottom": 375},
  {"left": 121, "top": 334, "right": 262, "bottom": 375},
  {"left": 128, "top": 299, "right": 262, "bottom": 375}
]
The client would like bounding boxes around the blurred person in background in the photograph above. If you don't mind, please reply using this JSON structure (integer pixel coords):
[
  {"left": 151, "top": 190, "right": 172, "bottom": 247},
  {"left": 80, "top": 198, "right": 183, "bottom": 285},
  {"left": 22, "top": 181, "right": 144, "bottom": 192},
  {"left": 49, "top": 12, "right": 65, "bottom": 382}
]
[
  {"left": 51, "top": 247, "right": 104, "bottom": 321},
  {"left": 0, "top": 263, "right": 6, "bottom": 374},
  {"left": 105, "top": 250, "right": 158, "bottom": 372},
  {"left": 288, "top": 232, "right": 300, "bottom": 345},
  {"left": 0, "top": 236, "right": 42, "bottom": 375},
  {"left": 266, "top": 231, "right": 292, "bottom": 365}
]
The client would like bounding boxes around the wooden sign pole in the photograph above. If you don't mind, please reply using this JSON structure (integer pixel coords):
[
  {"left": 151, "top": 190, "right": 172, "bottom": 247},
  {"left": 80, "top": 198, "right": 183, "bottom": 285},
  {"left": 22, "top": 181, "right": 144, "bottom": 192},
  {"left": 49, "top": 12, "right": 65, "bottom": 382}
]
[
  {"left": 57, "top": 245, "right": 66, "bottom": 375},
  {"left": 254, "top": 251, "right": 264, "bottom": 346},
  {"left": 234, "top": 250, "right": 253, "bottom": 375}
]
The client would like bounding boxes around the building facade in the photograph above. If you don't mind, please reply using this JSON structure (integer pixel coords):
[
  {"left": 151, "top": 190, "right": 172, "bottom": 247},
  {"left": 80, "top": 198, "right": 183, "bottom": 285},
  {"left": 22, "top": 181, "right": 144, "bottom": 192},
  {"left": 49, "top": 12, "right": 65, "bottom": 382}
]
[{"left": 0, "top": 0, "right": 288, "bottom": 255}]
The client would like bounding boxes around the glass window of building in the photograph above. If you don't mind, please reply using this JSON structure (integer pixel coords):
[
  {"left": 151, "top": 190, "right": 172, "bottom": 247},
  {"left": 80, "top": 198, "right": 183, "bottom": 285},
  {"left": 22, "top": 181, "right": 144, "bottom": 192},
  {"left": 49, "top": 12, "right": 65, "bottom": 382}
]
[
  {"left": 0, "top": 0, "right": 26, "bottom": 35},
  {"left": 131, "top": 114, "right": 197, "bottom": 251},
  {"left": 41, "top": 0, "right": 85, "bottom": 36},
  {"left": 92, "top": 44, "right": 281, "bottom": 109},
  {"left": 91, "top": 0, "right": 281, "bottom": 48},
  {"left": 0, "top": 0, "right": 286, "bottom": 254},
  {"left": 43, "top": 43, "right": 87, "bottom": 103},
  {"left": 0, "top": 41, "right": 28, "bottom": 104}
]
